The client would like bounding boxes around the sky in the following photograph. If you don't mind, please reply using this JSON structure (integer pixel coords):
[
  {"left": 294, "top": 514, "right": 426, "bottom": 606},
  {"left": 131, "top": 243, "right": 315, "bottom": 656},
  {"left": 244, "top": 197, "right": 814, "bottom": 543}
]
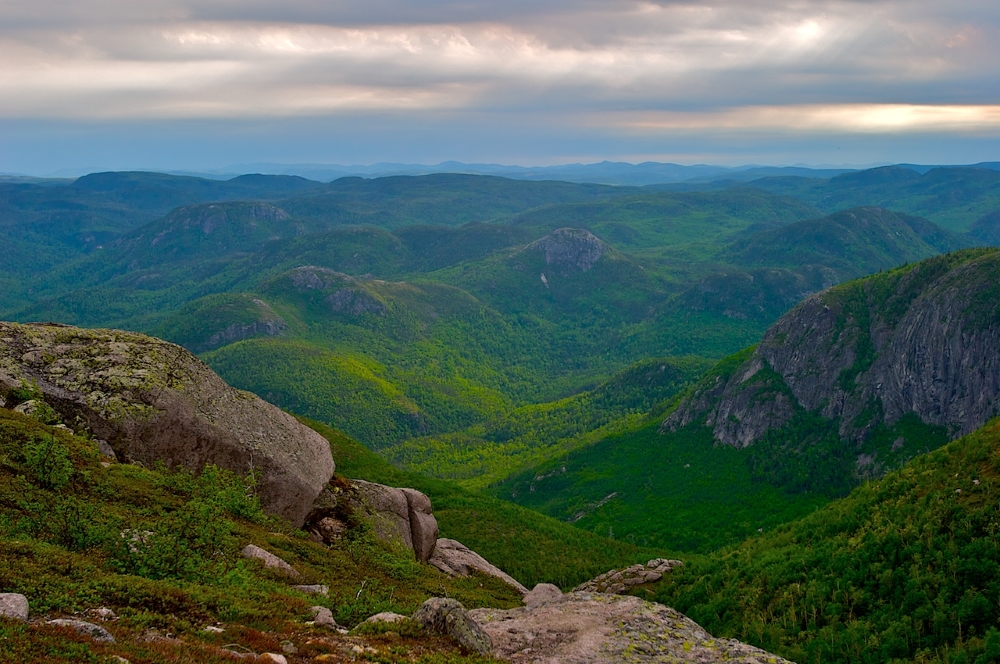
[{"left": 2, "top": 0, "right": 999, "bottom": 175}]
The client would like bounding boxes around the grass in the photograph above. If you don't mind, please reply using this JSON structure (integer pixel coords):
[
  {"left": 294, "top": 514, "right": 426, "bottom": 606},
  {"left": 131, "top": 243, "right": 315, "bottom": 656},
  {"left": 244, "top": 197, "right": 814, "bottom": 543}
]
[{"left": 0, "top": 408, "right": 518, "bottom": 663}]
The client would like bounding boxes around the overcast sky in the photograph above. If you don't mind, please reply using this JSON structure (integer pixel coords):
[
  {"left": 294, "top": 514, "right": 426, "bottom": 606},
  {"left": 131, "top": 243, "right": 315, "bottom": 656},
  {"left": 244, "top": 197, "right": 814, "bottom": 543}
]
[{"left": 2, "top": 0, "right": 999, "bottom": 174}]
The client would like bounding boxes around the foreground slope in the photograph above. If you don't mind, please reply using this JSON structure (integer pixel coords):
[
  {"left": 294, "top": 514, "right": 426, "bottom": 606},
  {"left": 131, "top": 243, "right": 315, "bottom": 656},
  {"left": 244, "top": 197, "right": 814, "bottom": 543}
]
[{"left": 657, "top": 414, "right": 1000, "bottom": 664}]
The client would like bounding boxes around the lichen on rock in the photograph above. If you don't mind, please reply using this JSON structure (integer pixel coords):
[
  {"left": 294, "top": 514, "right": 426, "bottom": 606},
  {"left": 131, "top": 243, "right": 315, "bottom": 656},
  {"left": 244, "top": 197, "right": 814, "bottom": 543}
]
[{"left": 0, "top": 321, "right": 335, "bottom": 526}]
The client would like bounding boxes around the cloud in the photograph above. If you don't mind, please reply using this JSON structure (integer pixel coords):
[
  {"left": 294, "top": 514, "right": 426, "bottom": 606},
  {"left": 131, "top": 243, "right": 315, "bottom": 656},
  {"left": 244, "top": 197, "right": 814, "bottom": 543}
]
[{"left": 0, "top": 0, "right": 998, "bottom": 169}]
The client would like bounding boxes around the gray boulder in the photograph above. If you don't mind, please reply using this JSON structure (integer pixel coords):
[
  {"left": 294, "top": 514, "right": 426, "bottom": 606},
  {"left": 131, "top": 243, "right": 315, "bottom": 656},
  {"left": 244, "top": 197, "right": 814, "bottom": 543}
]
[
  {"left": 0, "top": 593, "right": 28, "bottom": 621},
  {"left": 308, "top": 479, "right": 439, "bottom": 562},
  {"left": 349, "top": 480, "right": 414, "bottom": 549},
  {"left": 412, "top": 597, "right": 493, "bottom": 656},
  {"left": 523, "top": 583, "right": 562, "bottom": 607},
  {"left": 47, "top": 618, "right": 116, "bottom": 643},
  {"left": 469, "top": 592, "right": 792, "bottom": 663},
  {"left": 0, "top": 321, "right": 335, "bottom": 526},
  {"left": 429, "top": 538, "right": 527, "bottom": 594},
  {"left": 310, "top": 606, "right": 346, "bottom": 632}
]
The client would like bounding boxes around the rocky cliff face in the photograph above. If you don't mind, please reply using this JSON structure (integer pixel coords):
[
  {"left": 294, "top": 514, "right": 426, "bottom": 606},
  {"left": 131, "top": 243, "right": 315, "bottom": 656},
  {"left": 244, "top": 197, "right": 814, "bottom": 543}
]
[
  {"left": 521, "top": 228, "right": 608, "bottom": 274},
  {"left": 665, "top": 249, "right": 1000, "bottom": 447},
  {"left": 0, "top": 321, "right": 334, "bottom": 525}
]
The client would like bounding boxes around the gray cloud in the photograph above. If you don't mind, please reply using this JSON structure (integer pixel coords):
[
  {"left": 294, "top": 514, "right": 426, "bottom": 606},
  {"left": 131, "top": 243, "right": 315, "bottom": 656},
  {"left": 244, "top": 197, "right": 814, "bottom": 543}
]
[{"left": 0, "top": 0, "right": 997, "bottom": 170}]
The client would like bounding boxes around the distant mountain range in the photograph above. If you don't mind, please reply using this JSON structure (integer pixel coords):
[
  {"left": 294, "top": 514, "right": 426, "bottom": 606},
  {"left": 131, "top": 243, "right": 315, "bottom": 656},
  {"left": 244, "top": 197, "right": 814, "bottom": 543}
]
[{"left": 20, "top": 159, "right": 1000, "bottom": 187}]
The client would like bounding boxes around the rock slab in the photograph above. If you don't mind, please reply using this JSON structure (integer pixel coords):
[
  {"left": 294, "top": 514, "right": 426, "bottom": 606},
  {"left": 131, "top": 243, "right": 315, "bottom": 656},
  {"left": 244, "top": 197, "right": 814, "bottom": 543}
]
[
  {"left": 469, "top": 592, "right": 792, "bottom": 663},
  {"left": 242, "top": 544, "right": 300, "bottom": 577},
  {"left": 0, "top": 322, "right": 335, "bottom": 526},
  {"left": 0, "top": 593, "right": 28, "bottom": 621},
  {"left": 429, "top": 538, "right": 528, "bottom": 594}
]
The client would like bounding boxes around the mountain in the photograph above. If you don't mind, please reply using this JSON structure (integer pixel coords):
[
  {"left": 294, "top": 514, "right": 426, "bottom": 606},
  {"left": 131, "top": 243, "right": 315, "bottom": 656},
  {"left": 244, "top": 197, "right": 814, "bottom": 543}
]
[
  {"left": 745, "top": 165, "right": 1000, "bottom": 231},
  {"left": 497, "top": 249, "right": 1000, "bottom": 551},
  {"left": 276, "top": 173, "right": 626, "bottom": 228},
  {"left": 441, "top": 227, "right": 669, "bottom": 324},
  {"left": 724, "top": 207, "right": 964, "bottom": 280},
  {"left": 666, "top": 247, "right": 1000, "bottom": 449}
]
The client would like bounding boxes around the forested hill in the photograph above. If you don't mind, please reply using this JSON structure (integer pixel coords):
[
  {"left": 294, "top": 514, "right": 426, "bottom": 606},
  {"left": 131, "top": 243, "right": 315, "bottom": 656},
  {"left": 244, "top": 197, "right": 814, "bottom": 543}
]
[
  {"left": 658, "top": 413, "right": 1000, "bottom": 663},
  {"left": 499, "top": 249, "right": 1000, "bottom": 554}
]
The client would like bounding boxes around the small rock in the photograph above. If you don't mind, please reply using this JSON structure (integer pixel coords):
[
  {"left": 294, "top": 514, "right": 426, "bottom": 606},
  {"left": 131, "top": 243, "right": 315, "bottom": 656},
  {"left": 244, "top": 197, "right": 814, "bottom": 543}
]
[
  {"left": 241, "top": 544, "right": 300, "bottom": 577},
  {"left": 89, "top": 606, "right": 117, "bottom": 621},
  {"left": 109, "top": 657, "right": 130, "bottom": 664},
  {"left": 120, "top": 529, "right": 155, "bottom": 554},
  {"left": 412, "top": 597, "right": 493, "bottom": 656},
  {"left": 523, "top": 583, "right": 562, "bottom": 607},
  {"left": 281, "top": 640, "right": 298, "bottom": 654},
  {"left": 100, "top": 461, "right": 111, "bottom": 468},
  {"left": 203, "top": 625, "right": 225, "bottom": 633},
  {"left": 291, "top": 584, "right": 328, "bottom": 596},
  {"left": 220, "top": 648, "right": 255, "bottom": 659},
  {"left": 14, "top": 400, "right": 41, "bottom": 417},
  {"left": 259, "top": 654, "right": 288, "bottom": 664},
  {"left": 47, "top": 618, "right": 115, "bottom": 643},
  {"left": 311, "top": 605, "right": 345, "bottom": 631},
  {"left": 97, "top": 439, "right": 117, "bottom": 460},
  {"left": 0, "top": 593, "right": 29, "bottom": 621},
  {"left": 365, "top": 611, "right": 408, "bottom": 624}
]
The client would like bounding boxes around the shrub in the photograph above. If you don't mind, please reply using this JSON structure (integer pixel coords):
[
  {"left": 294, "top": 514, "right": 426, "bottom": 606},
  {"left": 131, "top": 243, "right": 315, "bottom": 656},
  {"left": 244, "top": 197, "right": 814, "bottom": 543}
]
[{"left": 22, "top": 434, "right": 73, "bottom": 490}]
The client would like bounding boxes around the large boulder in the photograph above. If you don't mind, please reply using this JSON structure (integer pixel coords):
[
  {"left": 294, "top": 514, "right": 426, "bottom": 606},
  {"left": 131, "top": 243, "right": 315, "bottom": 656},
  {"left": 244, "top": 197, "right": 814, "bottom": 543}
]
[
  {"left": 429, "top": 538, "right": 527, "bottom": 595},
  {"left": 0, "top": 322, "right": 334, "bottom": 526},
  {"left": 348, "top": 480, "right": 414, "bottom": 550},
  {"left": 307, "top": 479, "right": 438, "bottom": 562},
  {"left": 401, "top": 488, "right": 438, "bottom": 563},
  {"left": 469, "top": 592, "right": 793, "bottom": 663},
  {"left": 412, "top": 597, "right": 493, "bottom": 656}
]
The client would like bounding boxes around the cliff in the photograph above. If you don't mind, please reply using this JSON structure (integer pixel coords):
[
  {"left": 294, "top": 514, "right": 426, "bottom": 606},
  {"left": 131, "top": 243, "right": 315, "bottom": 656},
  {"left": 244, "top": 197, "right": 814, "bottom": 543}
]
[{"left": 665, "top": 248, "right": 1000, "bottom": 448}]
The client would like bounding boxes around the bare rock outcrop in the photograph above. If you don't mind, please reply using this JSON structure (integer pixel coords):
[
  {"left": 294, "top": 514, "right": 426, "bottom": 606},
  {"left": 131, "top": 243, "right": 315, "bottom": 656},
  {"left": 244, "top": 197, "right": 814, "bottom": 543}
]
[
  {"left": 468, "top": 592, "right": 792, "bottom": 663},
  {"left": 522, "top": 228, "right": 608, "bottom": 274},
  {"left": 573, "top": 558, "right": 683, "bottom": 594},
  {"left": 0, "top": 322, "right": 335, "bottom": 526},
  {"left": 429, "top": 538, "right": 528, "bottom": 594},
  {"left": 664, "top": 249, "right": 1000, "bottom": 448}
]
